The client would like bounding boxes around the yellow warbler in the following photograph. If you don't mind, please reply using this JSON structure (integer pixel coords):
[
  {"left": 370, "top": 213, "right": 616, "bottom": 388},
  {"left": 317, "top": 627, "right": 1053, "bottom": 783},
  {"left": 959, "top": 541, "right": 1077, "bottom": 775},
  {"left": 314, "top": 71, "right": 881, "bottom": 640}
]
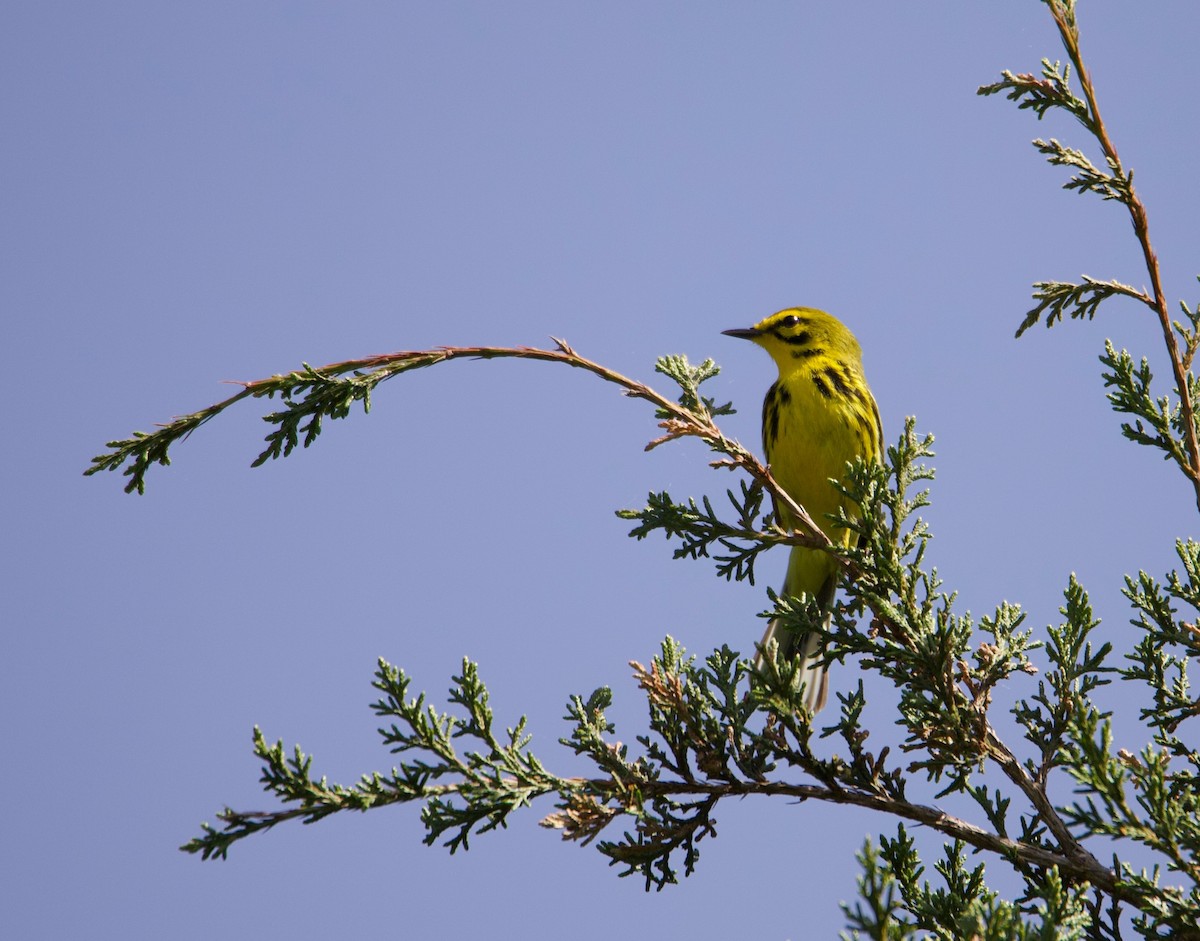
[{"left": 723, "top": 307, "right": 882, "bottom": 712}]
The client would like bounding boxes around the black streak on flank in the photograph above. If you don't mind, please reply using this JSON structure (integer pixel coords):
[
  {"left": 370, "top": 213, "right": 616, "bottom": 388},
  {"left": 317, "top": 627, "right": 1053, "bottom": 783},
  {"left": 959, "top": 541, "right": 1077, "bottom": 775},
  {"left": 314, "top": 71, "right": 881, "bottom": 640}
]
[
  {"left": 811, "top": 373, "right": 833, "bottom": 399},
  {"left": 762, "top": 383, "right": 782, "bottom": 455}
]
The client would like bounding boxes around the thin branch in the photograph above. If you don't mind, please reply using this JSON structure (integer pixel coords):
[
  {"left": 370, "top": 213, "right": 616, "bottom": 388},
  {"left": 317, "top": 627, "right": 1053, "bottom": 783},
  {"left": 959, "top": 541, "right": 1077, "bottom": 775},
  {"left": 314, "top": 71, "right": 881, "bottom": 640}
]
[
  {"left": 982, "top": 726, "right": 1096, "bottom": 868},
  {"left": 202, "top": 766, "right": 1149, "bottom": 911},
  {"left": 87, "top": 340, "right": 836, "bottom": 555},
  {"left": 641, "top": 777, "right": 1137, "bottom": 902},
  {"left": 1046, "top": 1, "right": 1200, "bottom": 507}
]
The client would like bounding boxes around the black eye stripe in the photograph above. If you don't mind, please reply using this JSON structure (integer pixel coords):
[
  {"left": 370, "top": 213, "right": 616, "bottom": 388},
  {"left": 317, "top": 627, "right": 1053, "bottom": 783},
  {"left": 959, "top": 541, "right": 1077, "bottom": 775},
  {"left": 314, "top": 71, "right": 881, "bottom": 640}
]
[{"left": 774, "top": 329, "right": 811, "bottom": 345}]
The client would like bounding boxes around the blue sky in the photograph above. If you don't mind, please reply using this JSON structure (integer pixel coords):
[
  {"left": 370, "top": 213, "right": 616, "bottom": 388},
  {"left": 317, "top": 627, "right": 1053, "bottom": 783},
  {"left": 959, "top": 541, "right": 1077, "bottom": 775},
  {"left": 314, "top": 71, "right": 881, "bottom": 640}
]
[{"left": 5, "top": 2, "right": 1199, "bottom": 937}]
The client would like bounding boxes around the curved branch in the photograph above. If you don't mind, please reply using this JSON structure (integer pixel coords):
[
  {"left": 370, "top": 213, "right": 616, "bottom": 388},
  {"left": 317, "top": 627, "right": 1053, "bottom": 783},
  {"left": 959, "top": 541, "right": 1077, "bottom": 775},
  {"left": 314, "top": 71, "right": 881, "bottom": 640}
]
[{"left": 86, "top": 339, "right": 836, "bottom": 554}]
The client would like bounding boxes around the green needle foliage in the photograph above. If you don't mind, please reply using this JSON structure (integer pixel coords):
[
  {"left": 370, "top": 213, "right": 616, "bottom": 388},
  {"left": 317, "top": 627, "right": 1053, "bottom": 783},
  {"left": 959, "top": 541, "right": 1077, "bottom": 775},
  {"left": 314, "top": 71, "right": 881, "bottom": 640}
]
[{"left": 96, "top": 1, "right": 1200, "bottom": 937}]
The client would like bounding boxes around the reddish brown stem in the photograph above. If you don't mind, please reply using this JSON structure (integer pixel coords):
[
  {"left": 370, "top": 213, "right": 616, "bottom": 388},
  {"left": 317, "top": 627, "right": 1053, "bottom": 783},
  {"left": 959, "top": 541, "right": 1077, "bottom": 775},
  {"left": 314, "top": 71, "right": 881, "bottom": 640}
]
[{"left": 1049, "top": 2, "right": 1200, "bottom": 511}]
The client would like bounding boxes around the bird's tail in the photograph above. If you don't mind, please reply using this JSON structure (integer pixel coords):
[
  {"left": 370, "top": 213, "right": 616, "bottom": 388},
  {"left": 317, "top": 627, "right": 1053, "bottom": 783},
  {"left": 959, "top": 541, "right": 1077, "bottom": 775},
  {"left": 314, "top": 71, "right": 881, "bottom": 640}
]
[{"left": 753, "top": 571, "right": 837, "bottom": 714}]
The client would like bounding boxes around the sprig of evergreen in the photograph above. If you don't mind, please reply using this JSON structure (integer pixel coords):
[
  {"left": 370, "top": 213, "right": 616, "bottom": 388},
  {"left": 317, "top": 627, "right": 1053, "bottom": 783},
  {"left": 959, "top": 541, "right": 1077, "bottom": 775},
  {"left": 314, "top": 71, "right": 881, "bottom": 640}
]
[
  {"left": 617, "top": 483, "right": 791, "bottom": 584},
  {"left": 841, "top": 830, "right": 1094, "bottom": 940},
  {"left": 1015, "top": 278, "right": 1148, "bottom": 338},
  {"left": 1101, "top": 342, "right": 1199, "bottom": 477},
  {"left": 978, "top": 59, "right": 1090, "bottom": 128},
  {"left": 979, "top": 0, "right": 1200, "bottom": 513},
  {"left": 1123, "top": 540, "right": 1200, "bottom": 731},
  {"left": 182, "top": 658, "right": 572, "bottom": 861}
]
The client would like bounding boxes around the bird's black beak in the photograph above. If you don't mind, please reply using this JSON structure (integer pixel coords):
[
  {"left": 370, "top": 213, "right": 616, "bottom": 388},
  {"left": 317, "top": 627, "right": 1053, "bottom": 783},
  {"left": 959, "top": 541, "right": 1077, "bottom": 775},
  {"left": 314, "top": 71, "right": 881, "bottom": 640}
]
[{"left": 721, "top": 327, "right": 760, "bottom": 340}]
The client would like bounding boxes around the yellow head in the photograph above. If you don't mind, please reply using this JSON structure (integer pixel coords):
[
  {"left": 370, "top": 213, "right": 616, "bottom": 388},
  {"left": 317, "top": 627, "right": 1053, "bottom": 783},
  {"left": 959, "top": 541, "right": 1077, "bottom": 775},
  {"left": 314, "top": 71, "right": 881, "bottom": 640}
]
[{"left": 722, "top": 307, "right": 864, "bottom": 376}]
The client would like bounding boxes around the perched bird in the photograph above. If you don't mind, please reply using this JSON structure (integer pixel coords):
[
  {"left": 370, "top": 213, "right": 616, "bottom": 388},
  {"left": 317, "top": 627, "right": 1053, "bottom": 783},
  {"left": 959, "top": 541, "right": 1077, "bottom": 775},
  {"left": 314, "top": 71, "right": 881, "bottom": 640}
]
[{"left": 723, "top": 308, "right": 882, "bottom": 713}]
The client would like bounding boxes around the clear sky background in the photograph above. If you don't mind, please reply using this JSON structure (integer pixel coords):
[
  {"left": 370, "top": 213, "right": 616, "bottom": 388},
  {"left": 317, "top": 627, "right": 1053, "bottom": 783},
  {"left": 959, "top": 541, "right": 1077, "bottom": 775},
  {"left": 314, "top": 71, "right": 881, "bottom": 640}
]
[{"left": 5, "top": 2, "right": 1199, "bottom": 938}]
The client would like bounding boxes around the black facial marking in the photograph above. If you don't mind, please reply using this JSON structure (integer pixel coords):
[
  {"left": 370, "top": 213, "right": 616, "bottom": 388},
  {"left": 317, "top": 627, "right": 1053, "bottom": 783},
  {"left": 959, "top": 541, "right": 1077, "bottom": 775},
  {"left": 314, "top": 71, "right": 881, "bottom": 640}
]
[{"left": 774, "top": 329, "right": 812, "bottom": 346}]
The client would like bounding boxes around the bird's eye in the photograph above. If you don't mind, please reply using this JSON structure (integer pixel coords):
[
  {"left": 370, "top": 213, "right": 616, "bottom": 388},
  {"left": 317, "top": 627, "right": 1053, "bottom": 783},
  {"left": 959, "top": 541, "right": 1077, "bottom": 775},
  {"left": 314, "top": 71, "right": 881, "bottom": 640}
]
[{"left": 780, "top": 315, "right": 800, "bottom": 328}]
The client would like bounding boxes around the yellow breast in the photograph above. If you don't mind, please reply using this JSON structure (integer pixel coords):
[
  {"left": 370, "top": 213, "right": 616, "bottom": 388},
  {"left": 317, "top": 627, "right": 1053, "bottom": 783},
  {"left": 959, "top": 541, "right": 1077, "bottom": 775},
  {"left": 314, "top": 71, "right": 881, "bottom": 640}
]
[{"left": 764, "top": 370, "right": 868, "bottom": 546}]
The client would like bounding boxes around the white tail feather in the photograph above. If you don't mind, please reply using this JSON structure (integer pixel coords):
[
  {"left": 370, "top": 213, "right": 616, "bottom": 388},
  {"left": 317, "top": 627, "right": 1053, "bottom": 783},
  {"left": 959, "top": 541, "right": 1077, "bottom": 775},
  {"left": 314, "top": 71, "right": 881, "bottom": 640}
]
[{"left": 754, "top": 612, "right": 831, "bottom": 714}]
